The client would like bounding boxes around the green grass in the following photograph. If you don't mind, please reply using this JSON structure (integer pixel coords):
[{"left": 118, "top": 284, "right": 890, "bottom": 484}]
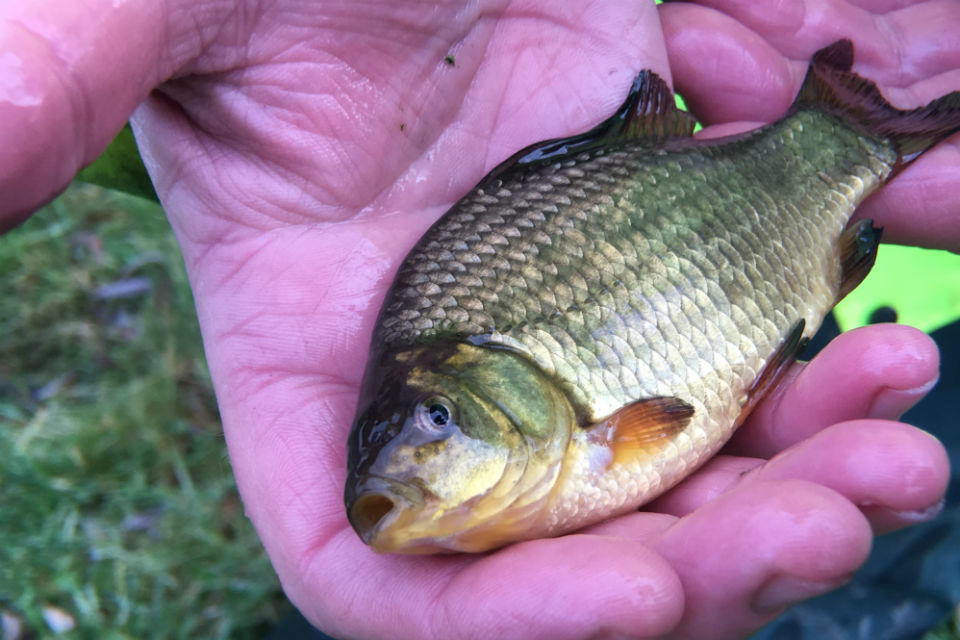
[{"left": 0, "top": 184, "right": 288, "bottom": 639}]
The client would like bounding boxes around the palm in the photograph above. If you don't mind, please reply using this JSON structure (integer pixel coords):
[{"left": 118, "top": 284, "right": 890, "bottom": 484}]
[
  {"left": 132, "top": 3, "right": 680, "bottom": 636},
  {"left": 4, "top": 0, "right": 954, "bottom": 637}
]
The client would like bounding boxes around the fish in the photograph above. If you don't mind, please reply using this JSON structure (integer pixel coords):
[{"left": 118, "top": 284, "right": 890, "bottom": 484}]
[{"left": 344, "top": 40, "right": 960, "bottom": 554}]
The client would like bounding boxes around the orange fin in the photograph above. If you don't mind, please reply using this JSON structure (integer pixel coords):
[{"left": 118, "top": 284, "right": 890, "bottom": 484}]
[
  {"left": 734, "top": 320, "right": 809, "bottom": 429},
  {"left": 796, "top": 39, "right": 960, "bottom": 161},
  {"left": 838, "top": 219, "right": 882, "bottom": 300},
  {"left": 588, "top": 396, "right": 694, "bottom": 467}
]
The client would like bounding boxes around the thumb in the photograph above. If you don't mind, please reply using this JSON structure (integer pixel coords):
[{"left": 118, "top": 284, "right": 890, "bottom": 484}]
[{"left": 0, "top": 0, "right": 228, "bottom": 227}]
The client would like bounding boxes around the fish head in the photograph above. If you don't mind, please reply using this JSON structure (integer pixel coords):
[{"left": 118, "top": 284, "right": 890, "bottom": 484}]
[{"left": 345, "top": 341, "right": 575, "bottom": 553}]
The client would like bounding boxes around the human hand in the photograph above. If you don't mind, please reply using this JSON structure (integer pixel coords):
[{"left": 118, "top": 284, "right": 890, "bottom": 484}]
[{"left": 1, "top": 0, "right": 954, "bottom": 638}]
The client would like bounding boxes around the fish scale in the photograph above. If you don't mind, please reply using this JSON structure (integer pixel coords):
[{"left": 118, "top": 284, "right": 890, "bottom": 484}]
[{"left": 347, "top": 40, "right": 960, "bottom": 553}]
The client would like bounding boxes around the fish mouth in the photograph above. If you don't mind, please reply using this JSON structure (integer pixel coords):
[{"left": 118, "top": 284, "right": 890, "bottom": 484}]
[
  {"left": 347, "top": 476, "right": 424, "bottom": 546},
  {"left": 350, "top": 493, "right": 397, "bottom": 542}
]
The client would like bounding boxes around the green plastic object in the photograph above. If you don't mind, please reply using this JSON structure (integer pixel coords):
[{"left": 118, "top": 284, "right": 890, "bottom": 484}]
[{"left": 834, "top": 244, "right": 960, "bottom": 333}]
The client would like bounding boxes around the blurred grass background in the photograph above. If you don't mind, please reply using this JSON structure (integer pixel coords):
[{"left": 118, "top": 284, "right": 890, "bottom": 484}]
[{"left": 0, "top": 184, "right": 289, "bottom": 638}]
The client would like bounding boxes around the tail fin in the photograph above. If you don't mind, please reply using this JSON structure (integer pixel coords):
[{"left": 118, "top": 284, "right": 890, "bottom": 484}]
[{"left": 796, "top": 39, "right": 960, "bottom": 159}]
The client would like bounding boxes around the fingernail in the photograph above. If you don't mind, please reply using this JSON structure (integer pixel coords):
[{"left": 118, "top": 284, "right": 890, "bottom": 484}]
[
  {"left": 752, "top": 574, "right": 852, "bottom": 613},
  {"left": 868, "top": 377, "right": 939, "bottom": 420},
  {"left": 889, "top": 498, "right": 946, "bottom": 524}
]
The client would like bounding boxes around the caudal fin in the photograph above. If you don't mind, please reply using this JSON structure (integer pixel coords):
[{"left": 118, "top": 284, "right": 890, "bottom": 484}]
[{"left": 796, "top": 39, "right": 960, "bottom": 159}]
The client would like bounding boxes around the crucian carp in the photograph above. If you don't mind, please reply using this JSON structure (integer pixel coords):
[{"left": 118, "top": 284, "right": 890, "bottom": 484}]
[{"left": 345, "top": 40, "right": 960, "bottom": 554}]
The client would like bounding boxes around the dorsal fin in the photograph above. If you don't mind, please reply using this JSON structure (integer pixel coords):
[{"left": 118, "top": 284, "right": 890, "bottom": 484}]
[
  {"left": 478, "top": 71, "right": 696, "bottom": 188},
  {"left": 795, "top": 39, "right": 960, "bottom": 159},
  {"left": 618, "top": 71, "right": 698, "bottom": 140}
]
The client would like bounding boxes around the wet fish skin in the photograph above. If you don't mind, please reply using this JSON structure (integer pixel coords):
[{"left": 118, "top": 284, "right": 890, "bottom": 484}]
[{"left": 345, "top": 40, "right": 960, "bottom": 554}]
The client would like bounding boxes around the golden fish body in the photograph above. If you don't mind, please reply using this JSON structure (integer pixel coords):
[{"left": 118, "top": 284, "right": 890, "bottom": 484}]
[{"left": 344, "top": 40, "right": 960, "bottom": 553}]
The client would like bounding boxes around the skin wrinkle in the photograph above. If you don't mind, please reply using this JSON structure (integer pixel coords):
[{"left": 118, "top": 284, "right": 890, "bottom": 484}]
[
  {"left": 169, "top": 76, "right": 316, "bottom": 167},
  {"left": 225, "top": 363, "right": 350, "bottom": 400},
  {"left": 173, "top": 0, "right": 261, "bottom": 75},
  {"left": 200, "top": 233, "right": 272, "bottom": 291},
  {"left": 292, "top": 57, "right": 453, "bottom": 218},
  {"left": 479, "top": 54, "right": 523, "bottom": 170},
  {"left": 302, "top": 531, "right": 457, "bottom": 640},
  {"left": 148, "top": 108, "right": 283, "bottom": 241},
  {"left": 160, "top": 75, "right": 373, "bottom": 224},
  {"left": 267, "top": 481, "right": 345, "bottom": 582},
  {"left": 875, "top": 7, "right": 909, "bottom": 89},
  {"left": 488, "top": 9, "right": 647, "bottom": 134},
  {"left": 289, "top": 8, "right": 498, "bottom": 217},
  {"left": 368, "top": 33, "right": 496, "bottom": 211}
]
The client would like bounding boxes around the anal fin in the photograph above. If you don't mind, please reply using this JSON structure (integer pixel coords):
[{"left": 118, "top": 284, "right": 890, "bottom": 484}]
[
  {"left": 587, "top": 396, "right": 694, "bottom": 468},
  {"left": 734, "top": 319, "right": 809, "bottom": 429}
]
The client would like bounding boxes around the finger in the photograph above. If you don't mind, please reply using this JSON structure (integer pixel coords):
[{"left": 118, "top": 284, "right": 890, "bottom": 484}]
[
  {"left": 583, "top": 510, "right": 679, "bottom": 540},
  {"left": 748, "top": 420, "right": 950, "bottom": 533},
  {"left": 654, "top": 479, "right": 872, "bottom": 640},
  {"left": 0, "top": 0, "right": 226, "bottom": 227},
  {"left": 728, "top": 324, "right": 939, "bottom": 458},
  {"left": 433, "top": 536, "right": 684, "bottom": 640},
  {"left": 659, "top": 3, "right": 798, "bottom": 125},
  {"left": 853, "top": 137, "right": 960, "bottom": 252},
  {"left": 294, "top": 505, "right": 684, "bottom": 640},
  {"left": 294, "top": 531, "right": 472, "bottom": 640},
  {"left": 643, "top": 455, "right": 763, "bottom": 517},
  {"left": 297, "top": 525, "right": 685, "bottom": 640},
  {"left": 684, "top": 0, "right": 960, "bottom": 95},
  {"left": 647, "top": 420, "right": 949, "bottom": 533},
  {"left": 662, "top": 0, "right": 960, "bottom": 119}
]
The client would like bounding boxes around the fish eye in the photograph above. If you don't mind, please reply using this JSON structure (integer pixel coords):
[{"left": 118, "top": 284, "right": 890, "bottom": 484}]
[
  {"left": 428, "top": 402, "right": 450, "bottom": 426},
  {"left": 416, "top": 396, "right": 455, "bottom": 430}
]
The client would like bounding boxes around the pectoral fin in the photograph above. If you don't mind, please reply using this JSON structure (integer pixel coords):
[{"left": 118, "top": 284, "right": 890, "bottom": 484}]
[{"left": 588, "top": 396, "right": 694, "bottom": 467}]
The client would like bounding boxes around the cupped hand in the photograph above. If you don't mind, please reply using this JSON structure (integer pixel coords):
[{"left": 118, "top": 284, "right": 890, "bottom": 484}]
[{"left": 2, "top": 1, "right": 956, "bottom": 638}]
